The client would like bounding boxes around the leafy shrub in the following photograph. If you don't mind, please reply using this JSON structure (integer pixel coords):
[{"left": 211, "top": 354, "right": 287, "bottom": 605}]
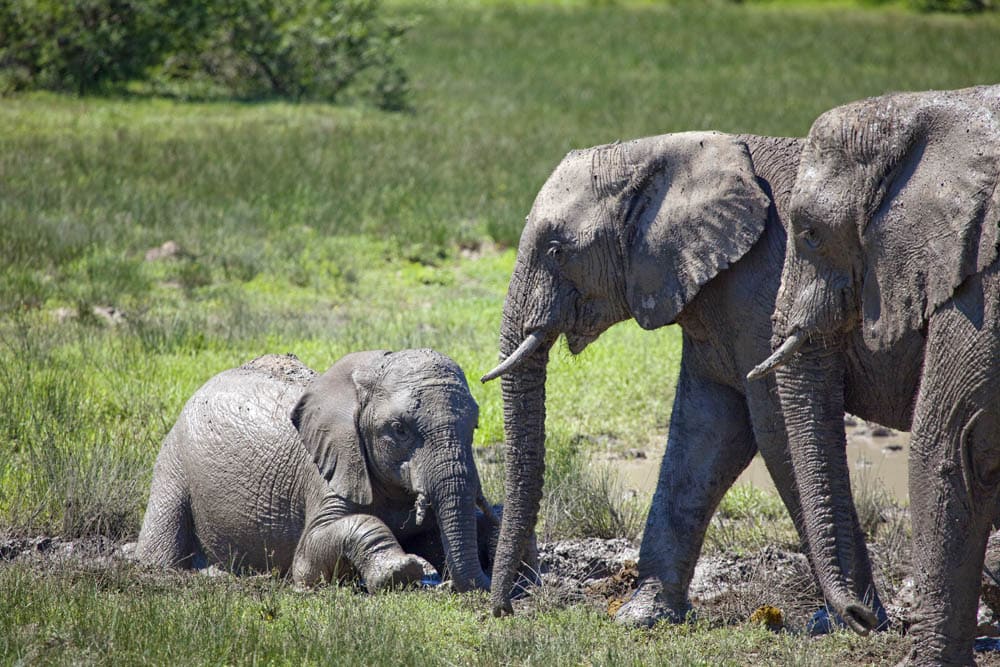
[
  {"left": 0, "top": 0, "right": 409, "bottom": 108},
  {"left": 910, "top": 0, "right": 992, "bottom": 11},
  {"left": 0, "top": 0, "right": 172, "bottom": 94}
]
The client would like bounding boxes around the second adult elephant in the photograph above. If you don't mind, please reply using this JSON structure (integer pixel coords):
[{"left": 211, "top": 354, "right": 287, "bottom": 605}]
[
  {"left": 482, "top": 131, "right": 890, "bottom": 626},
  {"left": 751, "top": 84, "right": 1000, "bottom": 665}
]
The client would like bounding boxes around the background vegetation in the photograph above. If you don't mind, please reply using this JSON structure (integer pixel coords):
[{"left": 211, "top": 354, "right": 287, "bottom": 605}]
[{"left": 1, "top": 0, "right": 998, "bottom": 663}]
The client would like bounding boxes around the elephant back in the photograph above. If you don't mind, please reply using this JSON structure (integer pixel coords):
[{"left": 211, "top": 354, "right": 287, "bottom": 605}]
[
  {"left": 240, "top": 353, "right": 317, "bottom": 386},
  {"left": 177, "top": 356, "right": 320, "bottom": 573}
]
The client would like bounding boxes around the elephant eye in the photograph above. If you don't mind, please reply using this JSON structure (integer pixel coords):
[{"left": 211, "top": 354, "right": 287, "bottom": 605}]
[
  {"left": 390, "top": 420, "right": 410, "bottom": 438},
  {"left": 546, "top": 240, "right": 562, "bottom": 258},
  {"left": 798, "top": 227, "right": 822, "bottom": 250}
]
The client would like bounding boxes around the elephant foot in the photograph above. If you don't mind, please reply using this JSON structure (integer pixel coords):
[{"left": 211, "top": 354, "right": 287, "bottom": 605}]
[
  {"left": 614, "top": 578, "right": 692, "bottom": 628},
  {"left": 365, "top": 553, "right": 428, "bottom": 593},
  {"left": 899, "top": 634, "right": 976, "bottom": 667}
]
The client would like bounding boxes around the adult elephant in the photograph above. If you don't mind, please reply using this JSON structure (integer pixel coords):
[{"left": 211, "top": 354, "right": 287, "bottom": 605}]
[
  {"left": 137, "top": 350, "right": 496, "bottom": 592},
  {"left": 481, "top": 131, "right": 890, "bottom": 626},
  {"left": 750, "top": 85, "right": 1000, "bottom": 665}
]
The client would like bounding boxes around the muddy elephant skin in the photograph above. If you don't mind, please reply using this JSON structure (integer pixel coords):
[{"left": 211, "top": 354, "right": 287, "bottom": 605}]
[
  {"left": 482, "top": 131, "right": 893, "bottom": 626},
  {"left": 752, "top": 84, "right": 1000, "bottom": 665},
  {"left": 136, "top": 350, "right": 495, "bottom": 593}
]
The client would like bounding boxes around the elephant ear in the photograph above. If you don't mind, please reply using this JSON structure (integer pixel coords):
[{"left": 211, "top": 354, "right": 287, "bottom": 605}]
[
  {"left": 855, "top": 87, "right": 1000, "bottom": 348},
  {"left": 290, "top": 350, "right": 391, "bottom": 506},
  {"left": 623, "top": 132, "right": 772, "bottom": 329}
]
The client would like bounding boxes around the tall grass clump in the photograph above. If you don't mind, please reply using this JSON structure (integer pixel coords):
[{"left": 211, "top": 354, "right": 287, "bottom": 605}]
[{"left": 539, "top": 439, "right": 647, "bottom": 541}]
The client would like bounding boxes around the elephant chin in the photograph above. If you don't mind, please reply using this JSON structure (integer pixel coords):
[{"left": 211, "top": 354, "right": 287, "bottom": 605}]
[{"left": 565, "top": 332, "right": 598, "bottom": 355}]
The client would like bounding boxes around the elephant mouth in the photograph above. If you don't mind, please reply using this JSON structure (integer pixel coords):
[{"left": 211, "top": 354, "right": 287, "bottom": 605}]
[{"left": 565, "top": 331, "right": 599, "bottom": 355}]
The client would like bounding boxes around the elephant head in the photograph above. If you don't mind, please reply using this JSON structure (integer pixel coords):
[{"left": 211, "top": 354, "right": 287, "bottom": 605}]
[
  {"left": 749, "top": 85, "right": 1000, "bottom": 633},
  {"left": 292, "top": 349, "right": 492, "bottom": 592},
  {"left": 481, "top": 132, "right": 772, "bottom": 614}
]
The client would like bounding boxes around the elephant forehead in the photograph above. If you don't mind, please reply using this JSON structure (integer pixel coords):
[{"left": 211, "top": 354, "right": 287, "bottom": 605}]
[
  {"left": 379, "top": 351, "right": 464, "bottom": 383},
  {"left": 533, "top": 154, "right": 600, "bottom": 218},
  {"left": 374, "top": 352, "right": 476, "bottom": 412}
]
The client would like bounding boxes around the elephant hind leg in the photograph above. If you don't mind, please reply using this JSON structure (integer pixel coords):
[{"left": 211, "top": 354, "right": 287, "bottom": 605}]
[{"left": 135, "top": 450, "right": 200, "bottom": 569}]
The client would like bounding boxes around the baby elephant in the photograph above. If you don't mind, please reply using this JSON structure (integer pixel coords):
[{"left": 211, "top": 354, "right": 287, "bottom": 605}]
[{"left": 136, "top": 349, "right": 496, "bottom": 592}]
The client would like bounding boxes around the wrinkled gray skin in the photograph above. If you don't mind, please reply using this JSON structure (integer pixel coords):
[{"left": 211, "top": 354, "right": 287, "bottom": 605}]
[
  {"left": 751, "top": 85, "right": 1000, "bottom": 665},
  {"left": 482, "top": 131, "right": 890, "bottom": 625},
  {"left": 136, "top": 350, "right": 495, "bottom": 593}
]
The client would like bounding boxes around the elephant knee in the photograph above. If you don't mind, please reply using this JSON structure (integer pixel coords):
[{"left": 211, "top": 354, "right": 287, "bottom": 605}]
[{"left": 962, "top": 409, "right": 1000, "bottom": 498}]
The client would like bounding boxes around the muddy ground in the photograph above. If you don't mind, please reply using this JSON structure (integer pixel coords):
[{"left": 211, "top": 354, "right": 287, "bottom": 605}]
[{"left": 6, "top": 531, "right": 1000, "bottom": 645}]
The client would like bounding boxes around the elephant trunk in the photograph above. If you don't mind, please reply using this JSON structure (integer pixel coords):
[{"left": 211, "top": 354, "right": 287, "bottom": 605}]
[
  {"left": 489, "top": 266, "right": 553, "bottom": 615},
  {"left": 427, "top": 453, "right": 491, "bottom": 593},
  {"left": 775, "top": 340, "right": 878, "bottom": 635}
]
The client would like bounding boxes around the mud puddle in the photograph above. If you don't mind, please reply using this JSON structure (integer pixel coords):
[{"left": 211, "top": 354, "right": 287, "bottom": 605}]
[{"left": 599, "top": 417, "right": 911, "bottom": 503}]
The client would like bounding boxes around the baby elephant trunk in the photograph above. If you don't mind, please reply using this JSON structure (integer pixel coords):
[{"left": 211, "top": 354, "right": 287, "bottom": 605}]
[{"left": 425, "top": 455, "right": 491, "bottom": 592}]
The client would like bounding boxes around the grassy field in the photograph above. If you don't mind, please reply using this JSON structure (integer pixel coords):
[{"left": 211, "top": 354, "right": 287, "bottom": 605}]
[{"left": 2, "top": 1, "right": 999, "bottom": 664}]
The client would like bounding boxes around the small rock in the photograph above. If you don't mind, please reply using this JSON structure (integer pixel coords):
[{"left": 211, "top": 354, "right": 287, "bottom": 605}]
[
  {"left": 92, "top": 305, "right": 125, "bottom": 326},
  {"left": 891, "top": 576, "right": 916, "bottom": 619},
  {"left": 882, "top": 444, "right": 904, "bottom": 453},
  {"left": 53, "top": 307, "right": 78, "bottom": 324},
  {"left": 145, "top": 240, "right": 186, "bottom": 262},
  {"left": 868, "top": 422, "right": 893, "bottom": 437},
  {"left": 807, "top": 607, "right": 845, "bottom": 636},
  {"left": 844, "top": 415, "right": 859, "bottom": 427}
]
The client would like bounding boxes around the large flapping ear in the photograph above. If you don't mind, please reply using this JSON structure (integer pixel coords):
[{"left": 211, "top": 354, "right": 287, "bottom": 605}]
[
  {"left": 623, "top": 132, "right": 772, "bottom": 329},
  {"left": 290, "top": 350, "right": 391, "bottom": 506},
  {"left": 853, "top": 86, "right": 1000, "bottom": 348}
]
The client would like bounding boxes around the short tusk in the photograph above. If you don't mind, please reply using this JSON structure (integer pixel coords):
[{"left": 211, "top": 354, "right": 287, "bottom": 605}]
[
  {"left": 414, "top": 493, "right": 430, "bottom": 526},
  {"left": 477, "top": 492, "right": 499, "bottom": 525},
  {"left": 746, "top": 331, "right": 807, "bottom": 382},
  {"left": 480, "top": 330, "right": 545, "bottom": 383}
]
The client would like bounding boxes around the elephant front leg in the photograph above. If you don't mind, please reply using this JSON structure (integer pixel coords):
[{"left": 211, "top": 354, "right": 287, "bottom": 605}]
[
  {"left": 616, "top": 362, "right": 757, "bottom": 627},
  {"left": 292, "top": 513, "right": 428, "bottom": 592},
  {"left": 905, "top": 309, "right": 1000, "bottom": 666}
]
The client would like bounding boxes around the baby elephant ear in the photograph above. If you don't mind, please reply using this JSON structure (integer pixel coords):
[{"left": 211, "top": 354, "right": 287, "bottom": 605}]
[
  {"left": 290, "top": 350, "right": 391, "bottom": 506},
  {"left": 855, "top": 87, "right": 1000, "bottom": 348},
  {"left": 624, "top": 132, "right": 771, "bottom": 329}
]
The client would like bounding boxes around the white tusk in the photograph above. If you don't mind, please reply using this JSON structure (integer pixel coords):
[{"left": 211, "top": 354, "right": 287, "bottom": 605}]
[
  {"left": 414, "top": 493, "right": 430, "bottom": 526},
  {"left": 746, "top": 331, "right": 807, "bottom": 382},
  {"left": 480, "top": 331, "right": 545, "bottom": 383}
]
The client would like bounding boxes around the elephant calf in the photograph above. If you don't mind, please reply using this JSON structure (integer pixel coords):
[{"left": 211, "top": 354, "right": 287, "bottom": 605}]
[{"left": 136, "top": 350, "right": 496, "bottom": 592}]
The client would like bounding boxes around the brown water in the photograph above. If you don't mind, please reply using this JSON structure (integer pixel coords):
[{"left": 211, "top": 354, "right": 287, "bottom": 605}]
[{"left": 602, "top": 420, "right": 911, "bottom": 503}]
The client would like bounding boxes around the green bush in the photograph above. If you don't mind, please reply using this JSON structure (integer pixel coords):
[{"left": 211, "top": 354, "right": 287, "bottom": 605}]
[
  {"left": 0, "top": 0, "right": 409, "bottom": 108},
  {"left": 166, "top": 0, "right": 409, "bottom": 108},
  {"left": 0, "top": 0, "right": 171, "bottom": 94},
  {"left": 910, "top": 0, "right": 991, "bottom": 11}
]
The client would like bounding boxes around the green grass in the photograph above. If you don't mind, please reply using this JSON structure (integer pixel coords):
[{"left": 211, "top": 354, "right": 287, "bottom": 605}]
[
  {"left": 0, "top": 562, "right": 909, "bottom": 666},
  {"left": 1, "top": 0, "right": 997, "bottom": 663}
]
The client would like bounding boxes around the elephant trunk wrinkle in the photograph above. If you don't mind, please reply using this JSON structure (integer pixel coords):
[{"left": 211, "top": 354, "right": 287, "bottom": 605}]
[
  {"left": 776, "top": 344, "right": 877, "bottom": 634},
  {"left": 428, "top": 470, "right": 489, "bottom": 592}
]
